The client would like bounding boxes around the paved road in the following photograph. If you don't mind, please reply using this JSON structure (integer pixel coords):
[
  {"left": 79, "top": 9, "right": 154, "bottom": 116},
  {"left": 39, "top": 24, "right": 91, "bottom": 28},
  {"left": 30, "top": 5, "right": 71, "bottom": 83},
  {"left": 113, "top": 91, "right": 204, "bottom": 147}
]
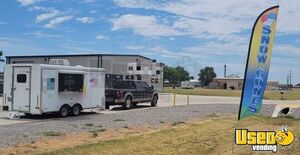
[
  {"left": 158, "top": 94, "right": 300, "bottom": 107},
  {"left": 1, "top": 94, "right": 300, "bottom": 126},
  {"left": 0, "top": 104, "right": 278, "bottom": 147}
]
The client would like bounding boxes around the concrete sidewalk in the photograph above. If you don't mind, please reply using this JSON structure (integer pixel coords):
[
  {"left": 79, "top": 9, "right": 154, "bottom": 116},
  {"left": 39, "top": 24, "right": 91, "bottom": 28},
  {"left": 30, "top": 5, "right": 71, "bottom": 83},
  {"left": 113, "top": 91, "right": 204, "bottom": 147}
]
[{"left": 157, "top": 93, "right": 300, "bottom": 107}]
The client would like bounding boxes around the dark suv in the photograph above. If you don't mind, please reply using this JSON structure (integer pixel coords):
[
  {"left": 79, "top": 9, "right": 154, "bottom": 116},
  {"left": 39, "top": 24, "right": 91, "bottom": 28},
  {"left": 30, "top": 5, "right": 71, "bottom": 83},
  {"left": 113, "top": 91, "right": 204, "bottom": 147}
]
[{"left": 105, "top": 80, "right": 159, "bottom": 110}]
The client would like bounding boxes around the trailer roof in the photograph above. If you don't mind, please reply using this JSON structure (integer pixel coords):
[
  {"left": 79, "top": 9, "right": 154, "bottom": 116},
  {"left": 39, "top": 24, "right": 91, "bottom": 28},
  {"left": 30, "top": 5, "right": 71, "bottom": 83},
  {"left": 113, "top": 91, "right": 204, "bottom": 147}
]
[{"left": 8, "top": 64, "right": 106, "bottom": 72}]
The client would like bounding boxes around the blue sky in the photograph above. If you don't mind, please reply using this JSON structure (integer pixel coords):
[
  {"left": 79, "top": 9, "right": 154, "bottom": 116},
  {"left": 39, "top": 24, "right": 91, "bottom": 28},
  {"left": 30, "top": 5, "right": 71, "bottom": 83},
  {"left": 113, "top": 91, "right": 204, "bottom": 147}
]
[{"left": 0, "top": 0, "right": 300, "bottom": 84}]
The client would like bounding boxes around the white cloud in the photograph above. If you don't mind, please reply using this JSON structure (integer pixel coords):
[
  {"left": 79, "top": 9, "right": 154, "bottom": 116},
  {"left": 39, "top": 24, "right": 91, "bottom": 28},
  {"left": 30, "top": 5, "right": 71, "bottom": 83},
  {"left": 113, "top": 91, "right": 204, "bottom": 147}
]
[
  {"left": 96, "top": 35, "right": 109, "bottom": 40},
  {"left": 17, "top": 0, "right": 43, "bottom": 6},
  {"left": 23, "top": 31, "right": 62, "bottom": 39},
  {"left": 125, "top": 45, "right": 144, "bottom": 50},
  {"left": 29, "top": 6, "right": 53, "bottom": 11},
  {"left": 35, "top": 10, "right": 60, "bottom": 23},
  {"left": 76, "top": 17, "right": 95, "bottom": 24},
  {"left": 89, "top": 10, "right": 98, "bottom": 14},
  {"left": 0, "top": 21, "right": 7, "bottom": 25},
  {"left": 62, "top": 45, "right": 108, "bottom": 54},
  {"left": 82, "top": 0, "right": 96, "bottom": 3},
  {"left": 44, "top": 16, "right": 72, "bottom": 28},
  {"left": 273, "top": 44, "right": 300, "bottom": 57},
  {"left": 0, "top": 37, "right": 51, "bottom": 56},
  {"left": 113, "top": 0, "right": 300, "bottom": 36},
  {"left": 111, "top": 14, "right": 182, "bottom": 37}
]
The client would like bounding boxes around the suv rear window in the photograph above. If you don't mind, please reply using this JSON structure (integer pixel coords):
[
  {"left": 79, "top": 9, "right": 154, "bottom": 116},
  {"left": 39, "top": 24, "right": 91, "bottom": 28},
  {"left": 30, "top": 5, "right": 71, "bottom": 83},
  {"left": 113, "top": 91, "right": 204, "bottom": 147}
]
[{"left": 114, "top": 81, "right": 135, "bottom": 89}]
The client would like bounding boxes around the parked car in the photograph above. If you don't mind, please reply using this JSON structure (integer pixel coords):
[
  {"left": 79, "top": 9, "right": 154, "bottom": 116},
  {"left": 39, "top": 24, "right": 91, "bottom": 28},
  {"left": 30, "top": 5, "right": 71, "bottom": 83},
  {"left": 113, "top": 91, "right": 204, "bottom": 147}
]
[
  {"left": 105, "top": 80, "right": 158, "bottom": 110},
  {"left": 181, "top": 81, "right": 194, "bottom": 89}
]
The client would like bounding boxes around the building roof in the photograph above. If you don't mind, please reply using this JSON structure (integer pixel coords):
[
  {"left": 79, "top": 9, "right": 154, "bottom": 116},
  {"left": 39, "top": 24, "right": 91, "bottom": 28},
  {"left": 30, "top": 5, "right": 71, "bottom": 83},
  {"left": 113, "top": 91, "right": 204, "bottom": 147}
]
[
  {"left": 226, "top": 74, "right": 240, "bottom": 78},
  {"left": 6, "top": 54, "right": 154, "bottom": 61},
  {"left": 214, "top": 74, "right": 243, "bottom": 80}
]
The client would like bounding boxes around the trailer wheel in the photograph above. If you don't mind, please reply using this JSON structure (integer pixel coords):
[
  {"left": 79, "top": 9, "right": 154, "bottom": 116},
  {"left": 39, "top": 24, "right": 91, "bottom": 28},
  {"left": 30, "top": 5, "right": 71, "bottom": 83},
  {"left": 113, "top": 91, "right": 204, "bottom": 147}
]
[
  {"left": 59, "top": 105, "right": 70, "bottom": 117},
  {"left": 105, "top": 103, "right": 110, "bottom": 110},
  {"left": 151, "top": 95, "right": 158, "bottom": 107},
  {"left": 71, "top": 104, "right": 82, "bottom": 116},
  {"left": 123, "top": 97, "right": 132, "bottom": 110}
]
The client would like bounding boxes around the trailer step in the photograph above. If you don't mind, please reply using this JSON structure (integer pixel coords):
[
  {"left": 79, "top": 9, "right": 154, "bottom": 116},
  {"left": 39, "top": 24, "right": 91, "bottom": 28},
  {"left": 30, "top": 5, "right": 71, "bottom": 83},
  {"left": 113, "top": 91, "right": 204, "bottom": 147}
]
[{"left": 6, "top": 112, "right": 21, "bottom": 120}]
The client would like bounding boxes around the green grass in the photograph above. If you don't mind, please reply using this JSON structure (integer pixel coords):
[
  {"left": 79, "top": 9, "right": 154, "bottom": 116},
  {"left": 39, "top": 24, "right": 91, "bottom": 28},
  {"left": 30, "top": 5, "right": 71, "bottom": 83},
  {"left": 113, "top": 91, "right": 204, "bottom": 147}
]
[
  {"left": 164, "top": 87, "right": 300, "bottom": 100},
  {"left": 39, "top": 116, "right": 300, "bottom": 155},
  {"left": 113, "top": 119, "right": 125, "bottom": 122},
  {"left": 42, "top": 131, "right": 62, "bottom": 137},
  {"left": 84, "top": 123, "right": 94, "bottom": 127}
]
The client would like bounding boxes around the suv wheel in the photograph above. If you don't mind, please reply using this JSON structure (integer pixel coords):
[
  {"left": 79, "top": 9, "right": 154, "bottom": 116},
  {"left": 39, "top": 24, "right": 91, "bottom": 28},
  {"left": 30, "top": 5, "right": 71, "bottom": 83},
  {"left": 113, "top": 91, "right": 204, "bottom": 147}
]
[
  {"left": 123, "top": 97, "right": 132, "bottom": 110},
  {"left": 151, "top": 95, "right": 158, "bottom": 107}
]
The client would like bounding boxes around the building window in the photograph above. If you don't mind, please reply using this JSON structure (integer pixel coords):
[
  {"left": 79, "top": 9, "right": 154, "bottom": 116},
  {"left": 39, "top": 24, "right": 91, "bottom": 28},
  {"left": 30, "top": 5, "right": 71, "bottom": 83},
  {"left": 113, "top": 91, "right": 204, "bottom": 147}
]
[
  {"left": 112, "top": 74, "right": 123, "bottom": 80},
  {"left": 128, "top": 66, "right": 134, "bottom": 71},
  {"left": 126, "top": 75, "right": 134, "bottom": 80},
  {"left": 156, "top": 70, "right": 161, "bottom": 75},
  {"left": 137, "top": 75, "right": 142, "bottom": 80},
  {"left": 155, "top": 78, "right": 159, "bottom": 83},
  {"left": 151, "top": 78, "right": 155, "bottom": 83},
  {"left": 17, "top": 74, "right": 27, "bottom": 83},
  {"left": 136, "top": 66, "right": 141, "bottom": 71},
  {"left": 59, "top": 73, "right": 84, "bottom": 92}
]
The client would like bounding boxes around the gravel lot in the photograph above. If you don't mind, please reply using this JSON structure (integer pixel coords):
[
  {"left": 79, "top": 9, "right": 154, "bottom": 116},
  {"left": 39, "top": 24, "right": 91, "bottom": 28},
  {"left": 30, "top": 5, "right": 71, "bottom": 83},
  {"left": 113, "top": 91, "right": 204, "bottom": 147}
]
[{"left": 0, "top": 104, "right": 283, "bottom": 147}]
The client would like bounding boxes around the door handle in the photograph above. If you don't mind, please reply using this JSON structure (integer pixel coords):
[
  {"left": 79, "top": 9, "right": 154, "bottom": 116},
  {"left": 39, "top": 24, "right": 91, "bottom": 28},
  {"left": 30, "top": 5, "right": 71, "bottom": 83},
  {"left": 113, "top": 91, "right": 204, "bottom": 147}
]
[{"left": 26, "top": 88, "right": 30, "bottom": 90}]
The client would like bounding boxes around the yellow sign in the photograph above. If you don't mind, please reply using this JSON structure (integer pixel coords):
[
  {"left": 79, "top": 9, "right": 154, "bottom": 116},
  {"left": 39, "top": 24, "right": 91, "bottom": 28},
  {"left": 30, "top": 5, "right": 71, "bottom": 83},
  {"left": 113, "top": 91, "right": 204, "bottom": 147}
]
[{"left": 235, "top": 128, "right": 295, "bottom": 153}]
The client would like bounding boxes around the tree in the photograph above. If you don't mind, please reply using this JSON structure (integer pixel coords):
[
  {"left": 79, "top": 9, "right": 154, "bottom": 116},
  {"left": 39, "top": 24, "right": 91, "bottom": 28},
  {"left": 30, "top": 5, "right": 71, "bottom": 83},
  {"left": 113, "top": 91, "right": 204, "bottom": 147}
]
[
  {"left": 198, "top": 66, "right": 217, "bottom": 86},
  {"left": 163, "top": 65, "right": 190, "bottom": 85},
  {"left": 174, "top": 66, "right": 190, "bottom": 83},
  {"left": 163, "top": 66, "right": 175, "bottom": 84}
]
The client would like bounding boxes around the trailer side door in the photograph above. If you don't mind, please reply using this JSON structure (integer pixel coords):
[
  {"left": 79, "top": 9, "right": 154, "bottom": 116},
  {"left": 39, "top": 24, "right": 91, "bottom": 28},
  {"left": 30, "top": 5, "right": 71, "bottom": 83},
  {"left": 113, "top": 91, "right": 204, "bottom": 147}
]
[{"left": 12, "top": 66, "right": 31, "bottom": 112}]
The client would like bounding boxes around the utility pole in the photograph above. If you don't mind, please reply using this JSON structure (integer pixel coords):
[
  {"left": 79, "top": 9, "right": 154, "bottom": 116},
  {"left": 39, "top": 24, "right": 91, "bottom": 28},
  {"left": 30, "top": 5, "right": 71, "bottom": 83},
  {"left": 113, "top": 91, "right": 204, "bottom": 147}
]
[
  {"left": 289, "top": 70, "right": 292, "bottom": 85},
  {"left": 224, "top": 64, "right": 227, "bottom": 77}
]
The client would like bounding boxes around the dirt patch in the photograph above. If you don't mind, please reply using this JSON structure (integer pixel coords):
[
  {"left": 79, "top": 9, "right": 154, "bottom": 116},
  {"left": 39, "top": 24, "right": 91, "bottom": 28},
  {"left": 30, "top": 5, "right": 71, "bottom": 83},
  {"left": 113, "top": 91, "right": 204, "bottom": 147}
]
[
  {"left": 0, "top": 122, "right": 173, "bottom": 155},
  {"left": 1, "top": 114, "right": 298, "bottom": 155}
]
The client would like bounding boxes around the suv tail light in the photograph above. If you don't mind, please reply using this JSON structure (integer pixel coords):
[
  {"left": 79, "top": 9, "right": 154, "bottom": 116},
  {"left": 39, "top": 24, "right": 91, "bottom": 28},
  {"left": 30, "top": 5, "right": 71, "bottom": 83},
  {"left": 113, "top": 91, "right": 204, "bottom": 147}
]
[{"left": 116, "top": 91, "right": 123, "bottom": 98}]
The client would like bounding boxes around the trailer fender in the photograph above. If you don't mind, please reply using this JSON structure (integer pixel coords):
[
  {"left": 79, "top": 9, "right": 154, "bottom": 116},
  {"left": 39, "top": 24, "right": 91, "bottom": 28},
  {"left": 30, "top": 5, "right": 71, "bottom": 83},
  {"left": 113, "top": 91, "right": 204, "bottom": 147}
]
[{"left": 72, "top": 103, "right": 83, "bottom": 110}]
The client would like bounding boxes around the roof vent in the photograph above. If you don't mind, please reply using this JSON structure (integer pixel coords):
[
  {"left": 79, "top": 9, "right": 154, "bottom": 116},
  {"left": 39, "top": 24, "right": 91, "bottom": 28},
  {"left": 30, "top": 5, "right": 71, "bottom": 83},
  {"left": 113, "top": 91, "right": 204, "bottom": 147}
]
[{"left": 49, "top": 59, "right": 70, "bottom": 66}]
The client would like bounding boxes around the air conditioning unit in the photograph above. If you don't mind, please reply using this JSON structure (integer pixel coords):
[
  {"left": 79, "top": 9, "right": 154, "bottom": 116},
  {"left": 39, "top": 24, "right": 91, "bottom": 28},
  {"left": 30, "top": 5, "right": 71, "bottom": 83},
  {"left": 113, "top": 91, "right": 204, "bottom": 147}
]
[{"left": 49, "top": 59, "right": 70, "bottom": 66}]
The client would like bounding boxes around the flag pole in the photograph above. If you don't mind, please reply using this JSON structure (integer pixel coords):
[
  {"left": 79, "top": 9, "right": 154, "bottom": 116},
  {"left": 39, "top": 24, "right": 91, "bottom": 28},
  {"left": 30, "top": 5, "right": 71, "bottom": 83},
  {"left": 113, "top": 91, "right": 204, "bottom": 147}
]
[{"left": 233, "top": 5, "right": 279, "bottom": 152}]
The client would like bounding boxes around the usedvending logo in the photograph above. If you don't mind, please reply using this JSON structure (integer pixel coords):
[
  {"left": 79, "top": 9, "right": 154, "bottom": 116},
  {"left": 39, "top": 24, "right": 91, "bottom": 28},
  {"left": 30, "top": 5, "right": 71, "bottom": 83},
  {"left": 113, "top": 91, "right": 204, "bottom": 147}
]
[{"left": 235, "top": 128, "right": 295, "bottom": 153}]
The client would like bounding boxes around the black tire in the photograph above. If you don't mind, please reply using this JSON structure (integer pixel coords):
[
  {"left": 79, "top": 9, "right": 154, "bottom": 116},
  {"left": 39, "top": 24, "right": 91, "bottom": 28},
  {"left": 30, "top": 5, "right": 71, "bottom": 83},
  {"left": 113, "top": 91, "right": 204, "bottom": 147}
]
[
  {"left": 59, "top": 105, "right": 70, "bottom": 117},
  {"left": 105, "top": 103, "right": 110, "bottom": 110},
  {"left": 151, "top": 95, "right": 158, "bottom": 107},
  {"left": 122, "top": 97, "right": 132, "bottom": 110},
  {"left": 132, "top": 103, "right": 137, "bottom": 107},
  {"left": 71, "top": 104, "right": 81, "bottom": 116}
]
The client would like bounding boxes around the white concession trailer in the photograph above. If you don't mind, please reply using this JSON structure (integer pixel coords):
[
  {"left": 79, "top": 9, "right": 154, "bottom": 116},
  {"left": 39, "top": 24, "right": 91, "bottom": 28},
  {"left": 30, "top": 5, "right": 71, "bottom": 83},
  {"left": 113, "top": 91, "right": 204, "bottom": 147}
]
[{"left": 3, "top": 64, "right": 106, "bottom": 117}]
